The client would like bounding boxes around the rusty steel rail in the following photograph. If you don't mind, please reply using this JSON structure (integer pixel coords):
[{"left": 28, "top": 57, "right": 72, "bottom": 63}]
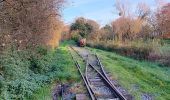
[
  {"left": 88, "top": 63, "right": 127, "bottom": 100},
  {"left": 70, "top": 46, "right": 86, "bottom": 60},
  {"left": 70, "top": 46, "right": 127, "bottom": 100},
  {"left": 85, "top": 58, "right": 97, "bottom": 100},
  {"left": 86, "top": 59, "right": 119, "bottom": 99},
  {"left": 95, "top": 54, "right": 127, "bottom": 100},
  {"left": 69, "top": 47, "right": 96, "bottom": 100}
]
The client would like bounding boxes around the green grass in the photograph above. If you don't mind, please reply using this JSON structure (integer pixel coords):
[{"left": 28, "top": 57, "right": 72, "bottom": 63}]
[
  {"left": 87, "top": 47, "right": 170, "bottom": 100},
  {"left": 54, "top": 46, "right": 80, "bottom": 82},
  {"left": 159, "top": 40, "right": 170, "bottom": 55},
  {"left": 70, "top": 48, "right": 86, "bottom": 73},
  {"left": 30, "top": 40, "right": 170, "bottom": 100},
  {"left": 163, "top": 39, "right": 170, "bottom": 44},
  {"left": 31, "top": 85, "right": 54, "bottom": 100},
  {"left": 31, "top": 41, "right": 81, "bottom": 100}
]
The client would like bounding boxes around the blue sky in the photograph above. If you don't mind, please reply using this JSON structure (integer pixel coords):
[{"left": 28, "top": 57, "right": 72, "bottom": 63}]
[{"left": 63, "top": 0, "right": 170, "bottom": 26}]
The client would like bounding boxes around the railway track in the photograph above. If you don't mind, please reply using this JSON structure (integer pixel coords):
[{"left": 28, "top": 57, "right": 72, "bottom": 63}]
[
  {"left": 69, "top": 46, "right": 127, "bottom": 100},
  {"left": 69, "top": 47, "right": 95, "bottom": 100}
]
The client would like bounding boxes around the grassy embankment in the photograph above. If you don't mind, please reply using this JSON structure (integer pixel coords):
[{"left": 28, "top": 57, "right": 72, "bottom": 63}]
[
  {"left": 87, "top": 47, "right": 170, "bottom": 100},
  {"left": 31, "top": 41, "right": 81, "bottom": 100}
]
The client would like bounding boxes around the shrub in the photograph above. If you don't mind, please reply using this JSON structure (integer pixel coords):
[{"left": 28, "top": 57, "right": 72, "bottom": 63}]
[
  {"left": 36, "top": 46, "right": 48, "bottom": 56},
  {"left": 0, "top": 43, "right": 79, "bottom": 99},
  {"left": 87, "top": 40, "right": 152, "bottom": 60},
  {"left": 0, "top": 48, "right": 55, "bottom": 99},
  {"left": 87, "top": 39, "right": 170, "bottom": 66},
  {"left": 0, "top": 76, "right": 4, "bottom": 94},
  {"left": 71, "top": 32, "right": 82, "bottom": 42}
]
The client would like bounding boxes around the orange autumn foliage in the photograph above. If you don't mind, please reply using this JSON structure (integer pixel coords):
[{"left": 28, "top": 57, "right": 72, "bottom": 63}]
[{"left": 0, "top": 0, "right": 65, "bottom": 51}]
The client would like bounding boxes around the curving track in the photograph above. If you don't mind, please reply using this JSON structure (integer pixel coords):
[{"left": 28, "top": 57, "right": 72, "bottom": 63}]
[{"left": 69, "top": 46, "right": 127, "bottom": 100}]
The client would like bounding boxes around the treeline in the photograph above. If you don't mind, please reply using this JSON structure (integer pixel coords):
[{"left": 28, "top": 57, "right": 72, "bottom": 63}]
[
  {"left": 68, "top": 0, "right": 170, "bottom": 66},
  {"left": 0, "top": 0, "right": 65, "bottom": 99}
]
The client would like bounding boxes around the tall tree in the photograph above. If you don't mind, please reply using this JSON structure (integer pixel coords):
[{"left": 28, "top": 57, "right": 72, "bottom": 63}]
[
  {"left": 137, "top": 2, "right": 150, "bottom": 20},
  {"left": 70, "top": 17, "right": 99, "bottom": 39},
  {"left": 157, "top": 3, "right": 170, "bottom": 35},
  {"left": 99, "top": 25, "right": 113, "bottom": 40},
  {"left": 0, "top": 0, "right": 64, "bottom": 50}
]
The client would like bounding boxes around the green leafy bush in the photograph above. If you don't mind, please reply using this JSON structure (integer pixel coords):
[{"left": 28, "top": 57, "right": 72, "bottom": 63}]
[{"left": 0, "top": 44, "right": 78, "bottom": 99}]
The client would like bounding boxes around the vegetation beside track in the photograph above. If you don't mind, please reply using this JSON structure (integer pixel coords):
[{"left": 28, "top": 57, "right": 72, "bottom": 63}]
[
  {"left": 87, "top": 47, "right": 170, "bottom": 100},
  {"left": 31, "top": 41, "right": 81, "bottom": 100},
  {"left": 31, "top": 85, "right": 54, "bottom": 100},
  {"left": 33, "top": 41, "right": 170, "bottom": 100},
  {"left": 2, "top": 40, "right": 168, "bottom": 100},
  {"left": 0, "top": 41, "right": 80, "bottom": 100}
]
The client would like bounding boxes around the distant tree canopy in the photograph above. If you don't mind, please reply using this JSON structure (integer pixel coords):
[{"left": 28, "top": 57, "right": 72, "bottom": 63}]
[
  {"left": 70, "top": 17, "right": 100, "bottom": 40},
  {"left": 112, "top": 17, "right": 143, "bottom": 41},
  {"left": 71, "top": 18, "right": 92, "bottom": 38},
  {"left": 99, "top": 25, "right": 114, "bottom": 40},
  {"left": 69, "top": 1, "right": 170, "bottom": 43}
]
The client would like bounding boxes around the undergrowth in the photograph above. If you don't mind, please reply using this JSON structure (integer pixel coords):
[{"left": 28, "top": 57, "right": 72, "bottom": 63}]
[
  {"left": 0, "top": 41, "right": 79, "bottom": 100},
  {"left": 87, "top": 39, "right": 170, "bottom": 66}
]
